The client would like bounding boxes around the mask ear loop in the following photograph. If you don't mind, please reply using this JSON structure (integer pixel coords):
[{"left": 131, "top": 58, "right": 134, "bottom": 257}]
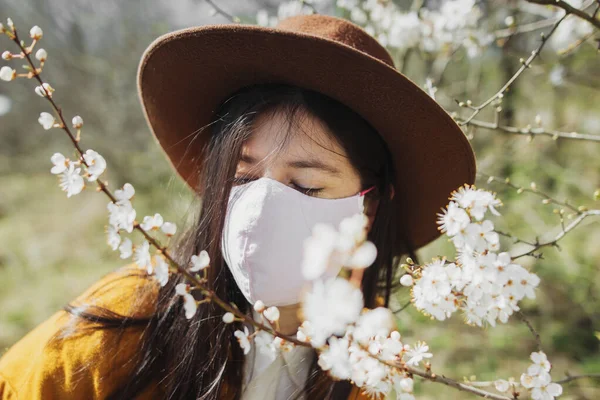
[{"left": 358, "top": 185, "right": 377, "bottom": 213}]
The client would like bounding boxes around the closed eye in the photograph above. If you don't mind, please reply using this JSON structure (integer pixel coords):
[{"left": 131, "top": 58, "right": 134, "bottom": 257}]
[
  {"left": 232, "top": 176, "right": 323, "bottom": 197},
  {"left": 291, "top": 182, "right": 323, "bottom": 197}
]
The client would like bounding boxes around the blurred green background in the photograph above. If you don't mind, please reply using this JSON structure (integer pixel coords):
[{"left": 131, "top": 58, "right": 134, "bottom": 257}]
[{"left": 0, "top": 0, "right": 598, "bottom": 398}]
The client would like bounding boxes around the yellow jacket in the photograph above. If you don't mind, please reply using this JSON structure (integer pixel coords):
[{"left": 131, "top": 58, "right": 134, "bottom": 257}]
[{"left": 0, "top": 263, "right": 369, "bottom": 399}]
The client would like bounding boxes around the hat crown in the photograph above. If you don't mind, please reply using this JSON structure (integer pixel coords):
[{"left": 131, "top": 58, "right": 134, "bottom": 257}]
[{"left": 275, "top": 14, "right": 395, "bottom": 68}]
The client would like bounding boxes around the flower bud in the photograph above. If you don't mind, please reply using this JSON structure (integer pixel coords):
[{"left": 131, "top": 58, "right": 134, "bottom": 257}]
[
  {"left": 72, "top": 115, "right": 84, "bottom": 129},
  {"left": 222, "top": 312, "right": 235, "bottom": 324},
  {"left": 1, "top": 51, "right": 11, "bottom": 60},
  {"left": 7, "top": 19, "right": 14, "bottom": 31},
  {"left": 253, "top": 300, "right": 265, "bottom": 313},
  {"left": 400, "top": 274, "right": 414, "bottom": 287},
  {"left": 35, "top": 82, "right": 54, "bottom": 97},
  {"left": 398, "top": 377, "right": 414, "bottom": 393},
  {"left": 0, "top": 66, "right": 16, "bottom": 81},
  {"left": 30, "top": 25, "right": 43, "bottom": 40},
  {"left": 35, "top": 48, "right": 47, "bottom": 62},
  {"left": 263, "top": 306, "right": 280, "bottom": 322},
  {"left": 161, "top": 222, "right": 177, "bottom": 236},
  {"left": 38, "top": 112, "right": 55, "bottom": 130}
]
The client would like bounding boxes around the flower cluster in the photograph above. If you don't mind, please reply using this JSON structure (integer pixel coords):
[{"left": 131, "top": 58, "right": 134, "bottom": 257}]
[
  {"left": 494, "top": 351, "right": 563, "bottom": 400},
  {"left": 404, "top": 185, "right": 540, "bottom": 326},
  {"left": 337, "top": 0, "right": 492, "bottom": 57},
  {"left": 302, "top": 213, "right": 377, "bottom": 280},
  {"left": 306, "top": 303, "right": 428, "bottom": 398}
]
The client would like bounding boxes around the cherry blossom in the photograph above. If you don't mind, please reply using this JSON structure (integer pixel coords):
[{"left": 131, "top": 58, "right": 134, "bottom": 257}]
[
  {"left": 175, "top": 283, "right": 197, "bottom": 319},
  {"left": 82, "top": 149, "right": 106, "bottom": 181},
  {"left": 0, "top": 66, "right": 15, "bottom": 82},
  {"left": 234, "top": 326, "right": 252, "bottom": 354},
  {"left": 190, "top": 250, "right": 210, "bottom": 272},
  {"left": 133, "top": 240, "right": 152, "bottom": 273},
  {"left": 58, "top": 162, "right": 85, "bottom": 197},
  {"left": 29, "top": 25, "right": 43, "bottom": 40},
  {"left": 106, "top": 224, "right": 121, "bottom": 251},
  {"left": 263, "top": 306, "right": 280, "bottom": 323},
  {"left": 37, "top": 112, "right": 55, "bottom": 130},
  {"left": 152, "top": 255, "right": 169, "bottom": 287},
  {"left": 302, "top": 277, "right": 364, "bottom": 347},
  {"left": 35, "top": 48, "right": 47, "bottom": 62},
  {"left": 140, "top": 213, "right": 163, "bottom": 231},
  {"left": 161, "top": 222, "right": 177, "bottom": 236},
  {"left": 118, "top": 237, "right": 132, "bottom": 259}
]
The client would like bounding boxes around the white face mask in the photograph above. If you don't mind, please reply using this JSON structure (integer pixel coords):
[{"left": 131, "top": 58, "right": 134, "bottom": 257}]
[{"left": 220, "top": 176, "right": 373, "bottom": 307}]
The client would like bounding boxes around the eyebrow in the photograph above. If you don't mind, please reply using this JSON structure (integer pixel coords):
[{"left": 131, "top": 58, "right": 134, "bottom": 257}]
[{"left": 240, "top": 154, "right": 341, "bottom": 176}]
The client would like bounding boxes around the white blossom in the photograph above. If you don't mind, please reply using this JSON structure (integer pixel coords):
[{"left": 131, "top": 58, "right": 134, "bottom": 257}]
[
  {"left": 263, "top": 306, "right": 280, "bottom": 323},
  {"left": 175, "top": 283, "right": 197, "bottom": 319},
  {"left": 38, "top": 112, "right": 55, "bottom": 130},
  {"left": 222, "top": 312, "right": 235, "bottom": 324},
  {"left": 234, "top": 326, "right": 252, "bottom": 354},
  {"left": 494, "top": 379, "right": 511, "bottom": 393},
  {"left": 107, "top": 199, "right": 136, "bottom": 233},
  {"left": 404, "top": 342, "right": 432, "bottom": 367},
  {"left": 114, "top": 182, "right": 135, "bottom": 201},
  {"left": 347, "top": 241, "right": 377, "bottom": 269},
  {"left": 353, "top": 307, "right": 395, "bottom": 345},
  {"left": 133, "top": 240, "right": 152, "bottom": 273},
  {"left": 0, "top": 66, "right": 16, "bottom": 82},
  {"left": 106, "top": 224, "right": 121, "bottom": 251},
  {"left": 254, "top": 330, "right": 278, "bottom": 362},
  {"left": 190, "top": 250, "right": 210, "bottom": 272},
  {"left": 161, "top": 222, "right": 177, "bottom": 236},
  {"left": 82, "top": 149, "right": 106, "bottom": 181},
  {"left": 437, "top": 201, "right": 470, "bottom": 236},
  {"left": 29, "top": 25, "right": 43, "bottom": 40},
  {"left": 34, "top": 83, "right": 54, "bottom": 97},
  {"left": 1, "top": 51, "right": 11, "bottom": 60},
  {"left": 119, "top": 237, "right": 132, "bottom": 259},
  {"left": 58, "top": 162, "right": 85, "bottom": 197},
  {"left": 253, "top": 300, "right": 266, "bottom": 313},
  {"left": 50, "top": 153, "right": 68, "bottom": 174},
  {"left": 302, "top": 277, "right": 364, "bottom": 347},
  {"left": 318, "top": 336, "right": 352, "bottom": 380},
  {"left": 153, "top": 255, "right": 169, "bottom": 287},
  {"left": 400, "top": 274, "right": 414, "bottom": 287},
  {"left": 302, "top": 223, "right": 340, "bottom": 280},
  {"left": 140, "top": 213, "right": 164, "bottom": 231},
  {"left": 72, "top": 115, "right": 84, "bottom": 129},
  {"left": 35, "top": 48, "right": 47, "bottom": 62}
]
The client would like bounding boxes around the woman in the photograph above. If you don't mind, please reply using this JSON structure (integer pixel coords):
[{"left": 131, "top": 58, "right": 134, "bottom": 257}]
[{"left": 0, "top": 13, "right": 475, "bottom": 400}]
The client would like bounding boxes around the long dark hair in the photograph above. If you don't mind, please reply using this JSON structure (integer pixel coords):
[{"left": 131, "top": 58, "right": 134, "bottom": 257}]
[{"left": 61, "top": 83, "right": 418, "bottom": 399}]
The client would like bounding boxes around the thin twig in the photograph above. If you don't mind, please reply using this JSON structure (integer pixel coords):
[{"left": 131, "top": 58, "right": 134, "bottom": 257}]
[
  {"left": 512, "top": 210, "right": 600, "bottom": 259},
  {"left": 457, "top": 15, "right": 567, "bottom": 125},
  {"left": 204, "top": 0, "right": 240, "bottom": 23},
  {"left": 463, "top": 118, "right": 600, "bottom": 143},
  {"left": 556, "top": 373, "right": 600, "bottom": 384},
  {"left": 525, "top": 0, "right": 600, "bottom": 30},
  {"left": 516, "top": 311, "right": 542, "bottom": 351}
]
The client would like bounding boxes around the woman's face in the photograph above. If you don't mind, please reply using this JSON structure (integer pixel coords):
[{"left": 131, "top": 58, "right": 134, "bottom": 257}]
[{"left": 234, "top": 109, "right": 363, "bottom": 199}]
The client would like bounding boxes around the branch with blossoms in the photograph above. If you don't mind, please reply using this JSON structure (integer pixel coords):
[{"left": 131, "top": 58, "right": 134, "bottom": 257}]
[
  {"left": 480, "top": 173, "right": 600, "bottom": 260},
  {"left": 2, "top": 15, "right": 598, "bottom": 400},
  {"left": 525, "top": 0, "right": 600, "bottom": 30}
]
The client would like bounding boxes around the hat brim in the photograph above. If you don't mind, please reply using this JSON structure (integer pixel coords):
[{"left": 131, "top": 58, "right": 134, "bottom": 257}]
[{"left": 136, "top": 23, "right": 476, "bottom": 252}]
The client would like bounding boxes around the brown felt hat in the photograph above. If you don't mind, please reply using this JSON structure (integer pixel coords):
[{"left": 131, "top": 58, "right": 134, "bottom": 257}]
[{"left": 136, "top": 13, "right": 476, "bottom": 253}]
